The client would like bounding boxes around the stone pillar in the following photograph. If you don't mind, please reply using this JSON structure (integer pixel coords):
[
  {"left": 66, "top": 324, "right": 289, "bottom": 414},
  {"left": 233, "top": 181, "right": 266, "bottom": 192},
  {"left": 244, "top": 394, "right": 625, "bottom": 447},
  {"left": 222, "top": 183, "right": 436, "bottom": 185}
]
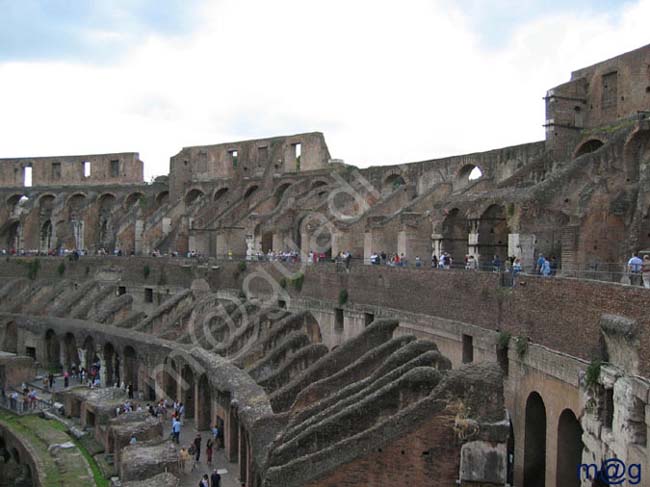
[
  {"left": 363, "top": 232, "right": 372, "bottom": 264},
  {"left": 431, "top": 233, "right": 443, "bottom": 259},
  {"left": 509, "top": 233, "right": 536, "bottom": 270},
  {"left": 272, "top": 233, "right": 284, "bottom": 252},
  {"left": 397, "top": 231, "right": 407, "bottom": 258},
  {"left": 216, "top": 233, "right": 227, "bottom": 259},
  {"left": 99, "top": 352, "right": 108, "bottom": 388},
  {"left": 468, "top": 220, "right": 480, "bottom": 262},
  {"left": 134, "top": 219, "right": 144, "bottom": 255}
]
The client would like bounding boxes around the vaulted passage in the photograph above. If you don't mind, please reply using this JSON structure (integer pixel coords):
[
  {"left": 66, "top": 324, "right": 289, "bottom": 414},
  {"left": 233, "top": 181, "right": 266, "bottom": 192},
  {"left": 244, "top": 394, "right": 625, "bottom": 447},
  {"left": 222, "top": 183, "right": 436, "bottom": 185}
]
[
  {"left": 523, "top": 392, "right": 547, "bottom": 487},
  {"left": 181, "top": 364, "right": 195, "bottom": 419},
  {"left": 556, "top": 409, "right": 583, "bottom": 487},
  {"left": 478, "top": 204, "right": 509, "bottom": 267},
  {"left": 441, "top": 208, "right": 467, "bottom": 264},
  {"left": 45, "top": 329, "right": 61, "bottom": 371}
]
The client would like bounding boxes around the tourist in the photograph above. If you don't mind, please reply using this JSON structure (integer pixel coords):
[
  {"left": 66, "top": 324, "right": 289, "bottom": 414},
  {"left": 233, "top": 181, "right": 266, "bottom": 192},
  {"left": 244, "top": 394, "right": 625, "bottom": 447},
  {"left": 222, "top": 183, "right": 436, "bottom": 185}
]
[
  {"left": 64, "top": 370, "right": 69, "bottom": 388},
  {"left": 172, "top": 417, "right": 181, "bottom": 444},
  {"left": 179, "top": 447, "right": 190, "bottom": 473},
  {"left": 492, "top": 254, "right": 501, "bottom": 272},
  {"left": 541, "top": 257, "right": 551, "bottom": 277},
  {"left": 193, "top": 433, "right": 202, "bottom": 462},
  {"left": 628, "top": 253, "right": 643, "bottom": 286},
  {"left": 129, "top": 434, "right": 137, "bottom": 445},
  {"left": 48, "top": 372, "right": 55, "bottom": 390},
  {"left": 512, "top": 258, "right": 522, "bottom": 277},
  {"left": 127, "top": 383, "right": 133, "bottom": 399},
  {"left": 415, "top": 256, "right": 421, "bottom": 268},
  {"left": 431, "top": 253, "right": 438, "bottom": 268},
  {"left": 536, "top": 254, "right": 545, "bottom": 274},
  {"left": 643, "top": 255, "right": 650, "bottom": 289},
  {"left": 206, "top": 437, "right": 214, "bottom": 464},
  {"left": 211, "top": 469, "right": 221, "bottom": 487},
  {"left": 200, "top": 474, "right": 210, "bottom": 487}
]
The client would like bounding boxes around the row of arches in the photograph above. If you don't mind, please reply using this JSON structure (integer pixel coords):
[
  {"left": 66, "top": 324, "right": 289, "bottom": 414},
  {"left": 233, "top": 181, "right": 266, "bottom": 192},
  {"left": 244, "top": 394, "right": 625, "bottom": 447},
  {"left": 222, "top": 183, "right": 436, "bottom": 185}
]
[
  {"left": 523, "top": 392, "right": 583, "bottom": 487},
  {"left": 3, "top": 190, "right": 168, "bottom": 212}
]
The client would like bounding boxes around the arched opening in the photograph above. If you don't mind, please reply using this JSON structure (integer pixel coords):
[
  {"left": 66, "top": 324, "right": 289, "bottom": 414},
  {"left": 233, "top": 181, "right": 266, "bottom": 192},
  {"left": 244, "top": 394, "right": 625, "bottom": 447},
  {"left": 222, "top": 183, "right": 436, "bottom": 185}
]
[
  {"left": 523, "top": 391, "right": 547, "bottom": 487},
  {"left": 155, "top": 191, "right": 169, "bottom": 207},
  {"left": 574, "top": 139, "right": 604, "bottom": 159},
  {"left": 556, "top": 409, "right": 583, "bottom": 487},
  {"left": 62, "top": 333, "right": 80, "bottom": 371},
  {"left": 185, "top": 188, "right": 204, "bottom": 206},
  {"left": 40, "top": 220, "right": 54, "bottom": 253},
  {"left": 97, "top": 194, "right": 116, "bottom": 250},
  {"left": 197, "top": 374, "right": 211, "bottom": 430},
  {"left": 38, "top": 194, "right": 56, "bottom": 210},
  {"left": 457, "top": 164, "right": 483, "bottom": 188},
  {"left": 45, "top": 329, "right": 61, "bottom": 371},
  {"left": 302, "top": 312, "right": 322, "bottom": 344},
  {"left": 181, "top": 364, "right": 195, "bottom": 419},
  {"left": 124, "top": 346, "right": 138, "bottom": 391},
  {"left": 164, "top": 359, "right": 178, "bottom": 401},
  {"left": 383, "top": 174, "right": 406, "bottom": 194},
  {"left": 623, "top": 129, "right": 649, "bottom": 184},
  {"left": 441, "top": 208, "right": 468, "bottom": 264},
  {"left": 7, "top": 194, "right": 29, "bottom": 215},
  {"left": 125, "top": 192, "right": 144, "bottom": 210},
  {"left": 104, "top": 342, "right": 119, "bottom": 387},
  {"left": 213, "top": 187, "right": 229, "bottom": 202},
  {"left": 478, "top": 204, "right": 510, "bottom": 268},
  {"left": 274, "top": 183, "right": 292, "bottom": 205},
  {"left": 311, "top": 180, "right": 328, "bottom": 190},
  {"left": 67, "top": 193, "right": 87, "bottom": 215},
  {"left": 2, "top": 321, "right": 17, "bottom": 353},
  {"left": 243, "top": 185, "right": 259, "bottom": 199},
  {"left": 82, "top": 336, "right": 96, "bottom": 372},
  {"left": 261, "top": 232, "right": 273, "bottom": 253}
]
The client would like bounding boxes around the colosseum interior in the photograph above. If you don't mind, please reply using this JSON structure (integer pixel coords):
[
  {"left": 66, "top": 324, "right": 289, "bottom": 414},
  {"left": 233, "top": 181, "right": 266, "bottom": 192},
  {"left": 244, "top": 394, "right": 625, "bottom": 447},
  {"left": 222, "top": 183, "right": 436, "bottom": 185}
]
[{"left": 1, "top": 43, "right": 650, "bottom": 487}]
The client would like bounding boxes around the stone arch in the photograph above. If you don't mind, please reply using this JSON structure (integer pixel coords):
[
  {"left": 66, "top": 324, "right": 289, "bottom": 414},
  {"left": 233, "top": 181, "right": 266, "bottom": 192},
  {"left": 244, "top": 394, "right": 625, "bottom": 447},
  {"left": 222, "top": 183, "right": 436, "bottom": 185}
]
[
  {"left": 302, "top": 312, "right": 322, "bottom": 344},
  {"left": 124, "top": 192, "right": 144, "bottom": 210},
  {"left": 2, "top": 321, "right": 17, "bottom": 353},
  {"left": 155, "top": 190, "right": 169, "bottom": 206},
  {"left": 382, "top": 173, "right": 406, "bottom": 194},
  {"left": 62, "top": 332, "right": 80, "bottom": 371},
  {"left": 6, "top": 193, "right": 28, "bottom": 210},
  {"left": 197, "top": 373, "right": 212, "bottom": 430},
  {"left": 163, "top": 358, "right": 178, "bottom": 401},
  {"left": 311, "top": 179, "right": 329, "bottom": 190},
  {"left": 123, "top": 345, "right": 138, "bottom": 391},
  {"left": 44, "top": 329, "right": 61, "bottom": 371},
  {"left": 456, "top": 164, "right": 484, "bottom": 188},
  {"left": 66, "top": 192, "right": 87, "bottom": 209},
  {"left": 478, "top": 204, "right": 510, "bottom": 267},
  {"left": 181, "top": 364, "right": 196, "bottom": 419},
  {"left": 37, "top": 193, "right": 56, "bottom": 209},
  {"left": 441, "top": 208, "right": 468, "bottom": 263},
  {"left": 103, "top": 342, "right": 119, "bottom": 387},
  {"left": 184, "top": 188, "right": 205, "bottom": 206},
  {"left": 274, "top": 182, "right": 292, "bottom": 205},
  {"left": 523, "top": 391, "right": 546, "bottom": 487},
  {"left": 623, "top": 129, "right": 650, "bottom": 183},
  {"left": 573, "top": 138, "right": 604, "bottom": 159},
  {"left": 213, "top": 187, "right": 229, "bottom": 202},
  {"left": 82, "top": 335, "right": 97, "bottom": 372},
  {"left": 40, "top": 219, "right": 54, "bottom": 253},
  {"left": 98, "top": 193, "right": 117, "bottom": 208},
  {"left": 556, "top": 408, "right": 583, "bottom": 487},
  {"left": 243, "top": 184, "right": 259, "bottom": 199}
]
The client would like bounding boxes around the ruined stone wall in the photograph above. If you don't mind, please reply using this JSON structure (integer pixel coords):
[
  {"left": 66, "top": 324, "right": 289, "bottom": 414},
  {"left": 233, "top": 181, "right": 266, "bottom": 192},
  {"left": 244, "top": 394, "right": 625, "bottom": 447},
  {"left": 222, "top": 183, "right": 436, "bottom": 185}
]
[{"left": 0, "top": 152, "right": 143, "bottom": 187}]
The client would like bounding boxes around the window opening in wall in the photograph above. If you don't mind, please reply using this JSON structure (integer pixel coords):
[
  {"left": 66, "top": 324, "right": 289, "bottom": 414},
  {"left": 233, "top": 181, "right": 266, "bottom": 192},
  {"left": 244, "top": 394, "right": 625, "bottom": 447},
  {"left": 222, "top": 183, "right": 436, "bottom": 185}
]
[
  {"left": 364, "top": 312, "right": 375, "bottom": 327},
  {"left": 335, "top": 308, "right": 344, "bottom": 333},
  {"left": 118, "top": 286, "right": 126, "bottom": 296},
  {"left": 462, "top": 334, "right": 474, "bottom": 363},
  {"left": 23, "top": 165, "right": 32, "bottom": 187},
  {"left": 230, "top": 150, "right": 239, "bottom": 167},
  {"left": 278, "top": 300, "right": 286, "bottom": 309},
  {"left": 144, "top": 288, "right": 153, "bottom": 303},
  {"left": 83, "top": 161, "right": 91, "bottom": 178},
  {"left": 52, "top": 162, "right": 61, "bottom": 180},
  {"left": 25, "top": 347, "right": 36, "bottom": 359},
  {"left": 497, "top": 344, "right": 509, "bottom": 376},
  {"left": 468, "top": 167, "right": 482, "bottom": 180},
  {"left": 110, "top": 160, "right": 120, "bottom": 177},
  {"left": 293, "top": 143, "right": 302, "bottom": 171}
]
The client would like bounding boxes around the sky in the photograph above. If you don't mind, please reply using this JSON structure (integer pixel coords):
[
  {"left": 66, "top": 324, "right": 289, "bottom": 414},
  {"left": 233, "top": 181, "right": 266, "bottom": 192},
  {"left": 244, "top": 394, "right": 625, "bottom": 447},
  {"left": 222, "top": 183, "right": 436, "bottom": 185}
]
[{"left": 0, "top": 0, "right": 648, "bottom": 180}]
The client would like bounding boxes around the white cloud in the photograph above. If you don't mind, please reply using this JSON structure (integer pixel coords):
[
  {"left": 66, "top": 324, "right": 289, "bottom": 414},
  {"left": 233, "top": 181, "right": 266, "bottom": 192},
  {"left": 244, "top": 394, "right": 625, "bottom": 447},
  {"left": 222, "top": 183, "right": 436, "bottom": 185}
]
[{"left": 0, "top": 0, "right": 648, "bottom": 179}]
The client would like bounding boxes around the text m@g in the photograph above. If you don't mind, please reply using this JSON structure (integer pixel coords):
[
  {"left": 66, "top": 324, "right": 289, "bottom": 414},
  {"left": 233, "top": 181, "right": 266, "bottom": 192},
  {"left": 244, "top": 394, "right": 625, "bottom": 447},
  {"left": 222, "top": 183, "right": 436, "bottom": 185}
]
[{"left": 577, "top": 459, "right": 641, "bottom": 485}]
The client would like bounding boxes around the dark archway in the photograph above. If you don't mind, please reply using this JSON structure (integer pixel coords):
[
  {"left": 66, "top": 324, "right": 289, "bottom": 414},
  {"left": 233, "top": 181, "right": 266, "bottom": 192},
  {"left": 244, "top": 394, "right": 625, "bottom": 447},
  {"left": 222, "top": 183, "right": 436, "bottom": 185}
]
[
  {"left": 441, "top": 208, "right": 468, "bottom": 264},
  {"left": 2, "top": 321, "right": 17, "bottom": 353},
  {"left": 164, "top": 359, "right": 178, "bottom": 401},
  {"left": 383, "top": 174, "right": 406, "bottom": 194},
  {"left": 274, "top": 183, "right": 292, "bottom": 205},
  {"left": 523, "top": 391, "right": 547, "bottom": 487},
  {"left": 155, "top": 191, "right": 169, "bottom": 207},
  {"left": 4, "top": 221, "right": 21, "bottom": 251},
  {"left": 574, "top": 139, "right": 604, "bottom": 159},
  {"left": 303, "top": 312, "right": 322, "bottom": 344},
  {"left": 181, "top": 364, "right": 195, "bottom": 419},
  {"left": 478, "top": 204, "right": 510, "bottom": 267},
  {"left": 40, "top": 220, "right": 53, "bottom": 253},
  {"left": 104, "top": 342, "right": 119, "bottom": 387},
  {"left": 45, "top": 329, "right": 61, "bottom": 371},
  {"left": 213, "top": 187, "right": 229, "bottom": 202},
  {"left": 125, "top": 192, "right": 144, "bottom": 210},
  {"left": 124, "top": 346, "right": 138, "bottom": 391},
  {"left": 197, "top": 374, "right": 211, "bottom": 431},
  {"left": 82, "top": 336, "right": 97, "bottom": 372},
  {"left": 261, "top": 232, "right": 273, "bottom": 253},
  {"left": 556, "top": 409, "right": 583, "bottom": 487},
  {"left": 244, "top": 185, "right": 259, "bottom": 199},
  {"left": 62, "top": 333, "right": 80, "bottom": 371},
  {"left": 184, "top": 189, "right": 204, "bottom": 206},
  {"left": 623, "top": 129, "right": 649, "bottom": 184},
  {"left": 457, "top": 164, "right": 483, "bottom": 187}
]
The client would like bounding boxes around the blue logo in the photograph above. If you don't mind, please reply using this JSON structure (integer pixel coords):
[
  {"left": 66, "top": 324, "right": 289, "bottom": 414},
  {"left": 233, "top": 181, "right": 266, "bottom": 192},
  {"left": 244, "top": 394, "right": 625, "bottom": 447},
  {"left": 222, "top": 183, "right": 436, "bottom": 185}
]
[{"left": 577, "top": 459, "right": 641, "bottom": 485}]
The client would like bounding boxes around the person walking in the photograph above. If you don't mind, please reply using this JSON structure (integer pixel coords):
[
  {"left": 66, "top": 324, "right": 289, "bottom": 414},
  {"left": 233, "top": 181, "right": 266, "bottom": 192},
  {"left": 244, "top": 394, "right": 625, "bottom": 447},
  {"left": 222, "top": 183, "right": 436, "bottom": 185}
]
[
  {"left": 193, "top": 433, "right": 202, "bottom": 462},
  {"left": 206, "top": 437, "right": 214, "bottom": 465},
  {"left": 210, "top": 469, "right": 221, "bottom": 487},
  {"left": 200, "top": 474, "right": 209, "bottom": 487},
  {"left": 643, "top": 255, "right": 650, "bottom": 289},
  {"left": 171, "top": 417, "right": 181, "bottom": 444},
  {"left": 628, "top": 253, "right": 643, "bottom": 286}
]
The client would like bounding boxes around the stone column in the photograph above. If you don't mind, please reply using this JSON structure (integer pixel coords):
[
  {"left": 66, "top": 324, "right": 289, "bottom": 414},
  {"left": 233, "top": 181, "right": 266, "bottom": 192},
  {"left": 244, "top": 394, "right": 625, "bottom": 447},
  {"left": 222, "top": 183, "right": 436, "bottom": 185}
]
[
  {"left": 363, "top": 232, "right": 372, "bottom": 264},
  {"left": 468, "top": 220, "right": 480, "bottom": 262},
  {"left": 509, "top": 233, "right": 536, "bottom": 270},
  {"left": 431, "top": 233, "right": 443, "bottom": 259},
  {"left": 134, "top": 219, "right": 144, "bottom": 255}
]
